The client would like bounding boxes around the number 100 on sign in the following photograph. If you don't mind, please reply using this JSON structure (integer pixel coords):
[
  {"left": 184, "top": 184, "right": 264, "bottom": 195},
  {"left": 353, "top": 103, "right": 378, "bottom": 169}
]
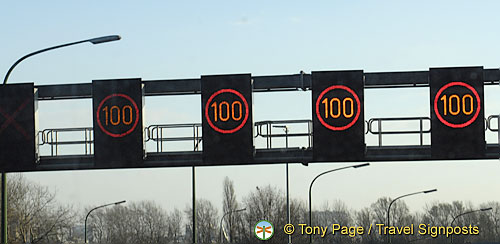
[
  {"left": 96, "top": 93, "right": 140, "bottom": 138},
  {"left": 315, "top": 85, "right": 361, "bottom": 131},
  {"left": 433, "top": 82, "right": 481, "bottom": 129},
  {"left": 205, "top": 89, "right": 249, "bottom": 134}
]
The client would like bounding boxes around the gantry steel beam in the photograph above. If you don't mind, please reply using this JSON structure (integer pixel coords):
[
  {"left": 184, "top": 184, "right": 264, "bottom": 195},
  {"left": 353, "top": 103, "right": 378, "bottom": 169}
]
[
  {"left": 35, "top": 69, "right": 500, "bottom": 100},
  {"left": 30, "top": 144, "right": 499, "bottom": 172}
]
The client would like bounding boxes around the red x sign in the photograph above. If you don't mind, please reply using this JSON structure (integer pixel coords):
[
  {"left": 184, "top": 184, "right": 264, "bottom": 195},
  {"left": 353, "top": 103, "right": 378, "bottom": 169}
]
[{"left": 0, "top": 98, "right": 31, "bottom": 141}]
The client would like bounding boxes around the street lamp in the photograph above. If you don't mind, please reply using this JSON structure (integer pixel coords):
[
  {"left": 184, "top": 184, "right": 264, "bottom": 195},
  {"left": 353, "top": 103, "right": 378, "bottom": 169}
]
[
  {"left": 3, "top": 35, "right": 121, "bottom": 84},
  {"left": 219, "top": 208, "right": 246, "bottom": 243},
  {"left": 386, "top": 189, "right": 437, "bottom": 243},
  {"left": 449, "top": 207, "right": 492, "bottom": 243},
  {"left": 308, "top": 163, "right": 369, "bottom": 243},
  {"left": 84, "top": 200, "right": 126, "bottom": 243}
]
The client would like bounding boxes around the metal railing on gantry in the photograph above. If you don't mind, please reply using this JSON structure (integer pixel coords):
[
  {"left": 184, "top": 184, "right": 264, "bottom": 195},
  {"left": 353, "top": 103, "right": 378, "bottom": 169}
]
[{"left": 37, "top": 115, "right": 500, "bottom": 156}]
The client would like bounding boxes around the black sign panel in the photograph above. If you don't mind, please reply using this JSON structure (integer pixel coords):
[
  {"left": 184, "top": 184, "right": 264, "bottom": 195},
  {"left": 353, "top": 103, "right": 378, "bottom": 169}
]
[
  {"left": 312, "top": 70, "right": 365, "bottom": 162},
  {"left": 0, "top": 83, "right": 38, "bottom": 172},
  {"left": 430, "top": 67, "right": 485, "bottom": 159},
  {"left": 201, "top": 74, "right": 253, "bottom": 164},
  {"left": 92, "top": 79, "right": 144, "bottom": 168}
]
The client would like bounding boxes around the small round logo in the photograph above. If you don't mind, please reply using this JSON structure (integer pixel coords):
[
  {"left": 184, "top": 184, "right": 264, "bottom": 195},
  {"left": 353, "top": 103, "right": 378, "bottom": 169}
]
[{"left": 254, "top": 220, "right": 274, "bottom": 241}]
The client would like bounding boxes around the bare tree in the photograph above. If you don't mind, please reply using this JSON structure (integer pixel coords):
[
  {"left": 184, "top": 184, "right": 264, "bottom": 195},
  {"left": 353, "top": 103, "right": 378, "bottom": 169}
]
[
  {"left": 315, "top": 200, "right": 354, "bottom": 243},
  {"left": 288, "top": 198, "right": 308, "bottom": 244},
  {"left": 370, "top": 197, "right": 411, "bottom": 226},
  {"left": 166, "top": 208, "right": 183, "bottom": 243},
  {"left": 241, "top": 185, "right": 300, "bottom": 244},
  {"left": 421, "top": 201, "right": 480, "bottom": 228},
  {"left": 355, "top": 207, "right": 379, "bottom": 243},
  {"left": 88, "top": 200, "right": 181, "bottom": 244},
  {"left": 7, "top": 174, "right": 75, "bottom": 244},
  {"left": 185, "top": 198, "right": 218, "bottom": 243},
  {"left": 478, "top": 201, "right": 500, "bottom": 242},
  {"left": 243, "top": 185, "right": 284, "bottom": 226},
  {"left": 370, "top": 197, "right": 390, "bottom": 225},
  {"left": 369, "top": 197, "right": 413, "bottom": 243},
  {"left": 221, "top": 177, "right": 240, "bottom": 243}
]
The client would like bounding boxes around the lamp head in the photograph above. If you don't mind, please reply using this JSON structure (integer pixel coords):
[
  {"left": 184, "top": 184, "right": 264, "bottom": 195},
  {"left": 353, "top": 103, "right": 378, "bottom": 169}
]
[
  {"left": 89, "top": 35, "right": 121, "bottom": 44},
  {"left": 353, "top": 163, "right": 370, "bottom": 168}
]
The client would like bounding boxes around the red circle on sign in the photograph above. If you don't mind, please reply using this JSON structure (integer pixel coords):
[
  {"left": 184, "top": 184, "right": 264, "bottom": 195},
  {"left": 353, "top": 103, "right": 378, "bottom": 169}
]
[
  {"left": 315, "top": 85, "right": 361, "bottom": 131},
  {"left": 96, "top": 93, "right": 140, "bottom": 138},
  {"left": 205, "top": 89, "right": 249, "bottom": 134},
  {"left": 433, "top": 81, "right": 481, "bottom": 128}
]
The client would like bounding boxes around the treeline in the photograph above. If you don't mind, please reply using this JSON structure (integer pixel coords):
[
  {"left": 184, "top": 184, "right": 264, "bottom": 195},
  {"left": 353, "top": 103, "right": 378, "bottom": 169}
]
[{"left": 5, "top": 175, "right": 500, "bottom": 243}]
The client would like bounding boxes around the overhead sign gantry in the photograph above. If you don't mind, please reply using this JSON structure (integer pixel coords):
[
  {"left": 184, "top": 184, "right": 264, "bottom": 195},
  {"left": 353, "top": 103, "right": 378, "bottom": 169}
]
[{"left": 1, "top": 67, "right": 499, "bottom": 172}]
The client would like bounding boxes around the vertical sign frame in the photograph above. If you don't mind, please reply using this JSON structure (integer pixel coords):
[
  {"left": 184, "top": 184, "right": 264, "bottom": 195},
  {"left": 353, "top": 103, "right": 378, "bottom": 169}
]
[
  {"left": 0, "top": 83, "right": 38, "bottom": 172},
  {"left": 201, "top": 74, "right": 254, "bottom": 165},
  {"left": 430, "top": 66, "right": 485, "bottom": 159},
  {"left": 312, "top": 70, "right": 365, "bottom": 162},
  {"left": 92, "top": 78, "right": 144, "bottom": 168}
]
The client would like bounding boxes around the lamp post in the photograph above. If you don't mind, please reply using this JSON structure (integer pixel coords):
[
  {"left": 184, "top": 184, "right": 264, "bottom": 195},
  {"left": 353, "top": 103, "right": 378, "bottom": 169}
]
[
  {"left": 84, "top": 200, "right": 126, "bottom": 243},
  {"left": 386, "top": 189, "right": 437, "bottom": 243},
  {"left": 219, "top": 208, "right": 246, "bottom": 243},
  {"left": 449, "top": 207, "right": 492, "bottom": 243},
  {"left": 1, "top": 35, "right": 121, "bottom": 244},
  {"left": 3, "top": 35, "right": 121, "bottom": 85},
  {"left": 308, "top": 163, "right": 369, "bottom": 243}
]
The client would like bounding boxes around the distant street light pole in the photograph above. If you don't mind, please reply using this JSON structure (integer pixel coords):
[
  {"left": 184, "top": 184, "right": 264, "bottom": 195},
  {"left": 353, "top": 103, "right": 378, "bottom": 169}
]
[
  {"left": 386, "top": 189, "right": 437, "bottom": 243},
  {"left": 84, "top": 200, "right": 126, "bottom": 243},
  {"left": 449, "top": 207, "right": 492, "bottom": 243},
  {"left": 1, "top": 35, "right": 121, "bottom": 244},
  {"left": 308, "top": 163, "right": 369, "bottom": 243},
  {"left": 219, "top": 208, "right": 246, "bottom": 243}
]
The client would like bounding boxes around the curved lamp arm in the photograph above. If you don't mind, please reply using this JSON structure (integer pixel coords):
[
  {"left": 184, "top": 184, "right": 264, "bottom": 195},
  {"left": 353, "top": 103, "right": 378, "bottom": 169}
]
[
  {"left": 3, "top": 35, "right": 120, "bottom": 85},
  {"left": 308, "top": 163, "right": 369, "bottom": 243},
  {"left": 386, "top": 189, "right": 437, "bottom": 243},
  {"left": 84, "top": 200, "right": 125, "bottom": 243},
  {"left": 219, "top": 208, "right": 246, "bottom": 243}
]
